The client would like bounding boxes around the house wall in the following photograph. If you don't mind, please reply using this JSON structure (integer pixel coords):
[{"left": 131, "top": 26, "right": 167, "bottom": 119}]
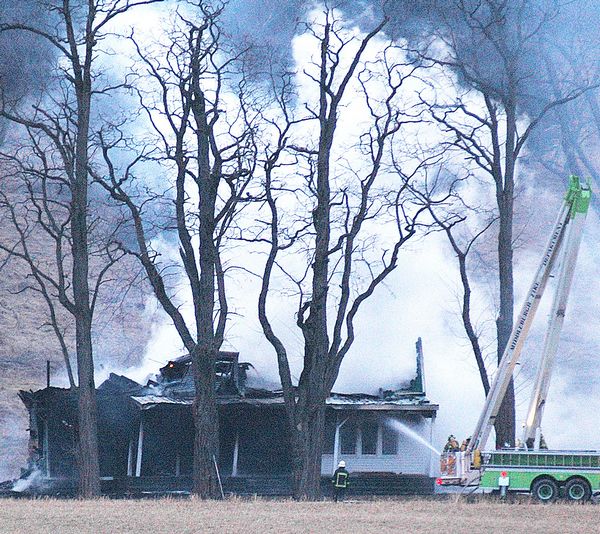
[
  {"left": 135, "top": 407, "right": 436, "bottom": 478},
  {"left": 321, "top": 412, "right": 435, "bottom": 476},
  {"left": 31, "top": 390, "right": 437, "bottom": 481}
]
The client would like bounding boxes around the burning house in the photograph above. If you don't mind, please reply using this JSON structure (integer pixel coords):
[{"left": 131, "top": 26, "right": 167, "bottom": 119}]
[{"left": 14, "top": 339, "right": 438, "bottom": 496}]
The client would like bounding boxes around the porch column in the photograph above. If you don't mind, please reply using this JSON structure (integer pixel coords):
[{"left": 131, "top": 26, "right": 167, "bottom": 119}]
[
  {"left": 135, "top": 416, "right": 144, "bottom": 477},
  {"left": 43, "top": 420, "right": 50, "bottom": 477},
  {"left": 127, "top": 440, "right": 134, "bottom": 476},
  {"left": 428, "top": 413, "right": 436, "bottom": 477},
  {"left": 332, "top": 414, "right": 349, "bottom": 471},
  {"left": 232, "top": 431, "right": 239, "bottom": 477}
]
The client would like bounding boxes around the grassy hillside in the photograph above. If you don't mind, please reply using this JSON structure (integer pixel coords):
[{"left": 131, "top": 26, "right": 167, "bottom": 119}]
[{"left": 0, "top": 245, "right": 153, "bottom": 481}]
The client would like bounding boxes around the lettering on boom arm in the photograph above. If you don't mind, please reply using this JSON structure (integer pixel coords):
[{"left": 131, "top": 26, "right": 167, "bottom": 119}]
[
  {"left": 509, "top": 282, "right": 539, "bottom": 350},
  {"left": 508, "top": 221, "right": 564, "bottom": 352}
]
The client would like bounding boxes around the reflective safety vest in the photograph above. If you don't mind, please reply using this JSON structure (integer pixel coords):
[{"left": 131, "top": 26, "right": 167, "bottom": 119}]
[{"left": 332, "top": 469, "right": 349, "bottom": 489}]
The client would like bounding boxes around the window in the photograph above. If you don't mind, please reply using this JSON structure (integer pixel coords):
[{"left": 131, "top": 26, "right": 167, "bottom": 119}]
[
  {"left": 382, "top": 424, "right": 398, "bottom": 455},
  {"left": 361, "top": 420, "right": 378, "bottom": 455},
  {"left": 340, "top": 419, "right": 357, "bottom": 454}
]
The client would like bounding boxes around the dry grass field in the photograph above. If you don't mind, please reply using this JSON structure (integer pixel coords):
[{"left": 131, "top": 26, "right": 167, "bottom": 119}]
[{"left": 0, "top": 497, "right": 597, "bottom": 534}]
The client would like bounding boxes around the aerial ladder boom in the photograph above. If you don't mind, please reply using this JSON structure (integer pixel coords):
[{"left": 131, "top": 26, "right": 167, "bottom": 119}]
[
  {"left": 467, "top": 176, "right": 591, "bottom": 454},
  {"left": 522, "top": 182, "right": 590, "bottom": 449}
]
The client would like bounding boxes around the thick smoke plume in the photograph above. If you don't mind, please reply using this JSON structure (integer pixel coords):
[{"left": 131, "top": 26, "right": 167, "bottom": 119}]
[
  {"left": 0, "top": 0, "right": 55, "bottom": 143},
  {"left": 0, "top": 1, "right": 54, "bottom": 99}
]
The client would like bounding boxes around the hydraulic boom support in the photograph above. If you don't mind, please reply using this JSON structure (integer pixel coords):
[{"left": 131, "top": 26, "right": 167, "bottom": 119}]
[
  {"left": 522, "top": 181, "right": 591, "bottom": 449},
  {"left": 467, "top": 176, "right": 591, "bottom": 454}
]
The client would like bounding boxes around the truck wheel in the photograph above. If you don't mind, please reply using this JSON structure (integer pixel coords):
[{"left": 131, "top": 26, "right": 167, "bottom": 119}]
[
  {"left": 565, "top": 478, "right": 591, "bottom": 502},
  {"left": 531, "top": 478, "right": 558, "bottom": 502}
]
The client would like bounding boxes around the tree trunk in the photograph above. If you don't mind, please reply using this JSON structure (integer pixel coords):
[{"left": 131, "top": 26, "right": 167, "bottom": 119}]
[
  {"left": 259, "top": 14, "right": 388, "bottom": 500},
  {"left": 291, "top": 111, "right": 332, "bottom": 499},
  {"left": 292, "top": 401, "right": 326, "bottom": 500},
  {"left": 76, "top": 336, "right": 100, "bottom": 497},
  {"left": 292, "top": 28, "right": 335, "bottom": 497},
  {"left": 495, "top": 182, "right": 515, "bottom": 448},
  {"left": 458, "top": 252, "right": 490, "bottom": 395},
  {"left": 494, "top": 228, "right": 515, "bottom": 447},
  {"left": 190, "top": 250, "right": 221, "bottom": 500},
  {"left": 72, "top": 177, "right": 101, "bottom": 497},
  {"left": 72, "top": 68, "right": 100, "bottom": 495},
  {"left": 191, "top": 110, "right": 221, "bottom": 496},
  {"left": 192, "top": 343, "right": 220, "bottom": 498}
]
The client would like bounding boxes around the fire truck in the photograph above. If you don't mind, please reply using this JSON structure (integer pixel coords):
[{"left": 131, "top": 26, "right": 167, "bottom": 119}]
[{"left": 438, "top": 176, "right": 599, "bottom": 501}]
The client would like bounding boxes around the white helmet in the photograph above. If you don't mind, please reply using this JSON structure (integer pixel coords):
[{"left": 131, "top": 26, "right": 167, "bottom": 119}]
[{"left": 338, "top": 460, "right": 346, "bottom": 468}]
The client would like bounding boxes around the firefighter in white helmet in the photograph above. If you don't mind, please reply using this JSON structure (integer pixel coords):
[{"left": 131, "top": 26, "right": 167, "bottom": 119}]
[{"left": 332, "top": 460, "right": 350, "bottom": 502}]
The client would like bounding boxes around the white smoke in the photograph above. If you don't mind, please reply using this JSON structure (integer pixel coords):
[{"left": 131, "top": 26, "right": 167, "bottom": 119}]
[
  {"left": 11, "top": 467, "right": 42, "bottom": 493},
  {"left": 130, "top": 9, "right": 447, "bottom": 389},
  {"left": 100, "top": 2, "right": 600, "bottom": 455}
]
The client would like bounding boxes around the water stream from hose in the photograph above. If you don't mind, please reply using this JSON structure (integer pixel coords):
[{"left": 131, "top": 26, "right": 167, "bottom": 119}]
[{"left": 385, "top": 418, "right": 440, "bottom": 456}]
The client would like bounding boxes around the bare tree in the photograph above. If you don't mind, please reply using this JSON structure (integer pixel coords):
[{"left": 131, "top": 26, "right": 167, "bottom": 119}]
[
  {"left": 418, "top": 170, "right": 497, "bottom": 396},
  {"left": 254, "top": 9, "right": 439, "bottom": 499},
  {"left": 94, "top": 2, "right": 257, "bottom": 498},
  {"left": 530, "top": 50, "right": 600, "bottom": 188},
  {"left": 418, "top": 0, "right": 595, "bottom": 447},
  {"left": 523, "top": 0, "right": 600, "bottom": 188},
  {"left": 0, "top": 0, "right": 163, "bottom": 497}
]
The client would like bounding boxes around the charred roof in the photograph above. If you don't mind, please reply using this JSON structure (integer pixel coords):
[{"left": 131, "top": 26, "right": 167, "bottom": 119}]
[{"left": 20, "top": 340, "right": 438, "bottom": 415}]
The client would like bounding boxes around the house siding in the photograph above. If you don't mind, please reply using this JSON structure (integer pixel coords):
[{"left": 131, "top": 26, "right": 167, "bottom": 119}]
[{"left": 322, "top": 414, "right": 435, "bottom": 476}]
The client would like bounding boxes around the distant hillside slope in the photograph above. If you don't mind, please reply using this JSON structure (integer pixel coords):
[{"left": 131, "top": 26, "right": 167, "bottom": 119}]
[{"left": 0, "top": 226, "right": 153, "bottom": 480}]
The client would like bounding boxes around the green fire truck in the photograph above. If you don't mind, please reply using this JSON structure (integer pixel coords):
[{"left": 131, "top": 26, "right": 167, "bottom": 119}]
[{"left": 438, "top": 176, "right": 598, "bottom": 501}]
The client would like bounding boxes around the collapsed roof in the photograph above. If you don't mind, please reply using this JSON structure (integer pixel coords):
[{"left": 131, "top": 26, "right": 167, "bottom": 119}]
[{"left": 106, "top": 339, "right": 438, "bottom": 414}]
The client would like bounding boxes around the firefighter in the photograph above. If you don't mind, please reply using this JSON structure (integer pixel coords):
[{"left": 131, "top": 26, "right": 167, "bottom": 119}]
[
  {"left": 332, "top": 460, "right": 350, "bottom": 502},
  {"left": 444, "top": 435, "right": 460, "bottom": 452}
]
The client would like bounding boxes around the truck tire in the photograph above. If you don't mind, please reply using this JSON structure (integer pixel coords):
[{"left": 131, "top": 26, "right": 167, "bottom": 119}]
[
  {"left": 565, "top": 478, "right": 591, "bottom": 502},
  {"left": 531, "top": 478, "right": 558, "bottom": 502}
]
